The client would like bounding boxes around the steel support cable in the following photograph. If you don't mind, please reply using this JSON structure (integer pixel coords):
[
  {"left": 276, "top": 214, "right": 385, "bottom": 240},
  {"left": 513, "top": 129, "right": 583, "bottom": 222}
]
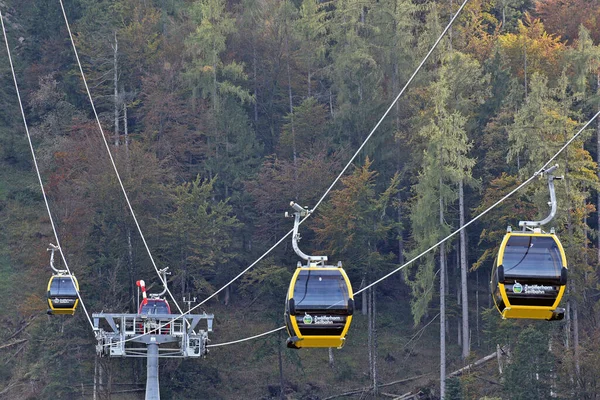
[
  {"left": 101, "top": 0, "right": 600, "bottom": 349},
  {"left": 57, "top": 0, "right": 184, "bottom": 316},
  {"left": 196, "top": 0, "right": 471, "bottom": 309},
  {"left": 206, "top": 326, "right": 287, "bottom": 348},
  {"left": 355, "top": 108, "right": 600, "bottom": 297},
  {"left": 208, "top": 106, "right": 600, "bottom": 348},
  {"left": 98, "top": 0, "right": 472, "bottom": 348},
  {"left": 0, "top": 10, "right": 95, "bottom": 331},
  {"left": 98, "top": 228, "right": 294, "bottom": 348}
]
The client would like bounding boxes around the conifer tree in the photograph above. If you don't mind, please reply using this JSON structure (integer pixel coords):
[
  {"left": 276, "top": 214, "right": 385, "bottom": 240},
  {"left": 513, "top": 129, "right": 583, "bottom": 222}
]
[
  {"left": 405, "top": 53, "right": 476, "bottom": 398},
  {"left": 161, "top": 175, "right": 240, "bottom": 299},
  {"left": 184, "top": 0, "right": 260, "bottom": 201}
]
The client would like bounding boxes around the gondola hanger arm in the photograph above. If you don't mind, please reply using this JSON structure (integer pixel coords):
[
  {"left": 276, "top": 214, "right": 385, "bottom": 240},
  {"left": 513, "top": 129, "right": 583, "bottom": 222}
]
[
  {"left": 155, "top": 267, "right": 171, "bottom": 297},
  {"left": 286, "top": 202, "right": 327, "bottom": 264},
  {"left": 519, "top": 164, "right": 563, "bottom": 230},
  {"left": 47, "top": 243, "right": 66, "bottom": 274}
]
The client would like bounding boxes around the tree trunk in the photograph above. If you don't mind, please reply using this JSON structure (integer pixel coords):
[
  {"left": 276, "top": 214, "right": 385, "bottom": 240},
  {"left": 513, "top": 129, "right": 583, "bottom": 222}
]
[
  {"left": 220, "top": 284, "right": 228, "bottom": 305},
  {"left": 278, "top": 331, "right": 285, "bottom": 400},
  {"left": 523, "top": 40, "right": 528, "bottom": 100},
  {"left": 457, "top": 316, "right": 461, "bottom": 347},
  {"left": 253, "top": 45, "right": 258, "bottom": 123},
  {"left": 448, "top": 0, "right": 453, "bottom": 51},
  {"left": 567, "top": 301, "right": 571, "bottom": 348},
  {"left": 573, "top": 300, "right": 580, "bottom": 382},
  {"left": 497, "top": 344, "right": 503, "bottom": 375},
  {"left": 398, "top": 198, "right": 404, "bottom": 266},
  {"left": 113, "top": 32, "right": 119, "bottom": 147},
  {"left": 476, "top": 270, "right": 480, "bottom": 348},
  {"left": 368, "top": 286, "right": 373, "bottom": 382},
  {"left": 392, "top": 0, "right": 400, "bottom": 130},
  {"left": 597, "top": 72, "right": 600, "bottom": 262},
  {"left": 127, "top": 229, "right": 134, "bottom": 310},
  {"left": 361, "top": 276, "right": 368, "bottom": 315},
  {"left": 212, "top": 40, "right": 219, "bottom": 171},
  {"left": 439, "top": 191, "right": 446, "bottom": 399},
  {"left": 99, "top": 352, "right": 104, "bottom": 395},
  {"left": 94, "top": 356, "right": 98, "bottom": 400},
  {"left": 285, "top": 30, "right": 297, "bottom": 174},
  {"left": 328, "top": 347, "right": 335, "bottom": 369},
  {"left": 372, "top": 288, "right": 378, "bottom": 397},
  {"left": 123, "top": 99, "right": 129, "bottom": 155},
  {"left": 459, "top": 179, "right": 469, "bottom": 359},
  {"left": 329, "top": 88, "right": 334, "bottom": 117}
]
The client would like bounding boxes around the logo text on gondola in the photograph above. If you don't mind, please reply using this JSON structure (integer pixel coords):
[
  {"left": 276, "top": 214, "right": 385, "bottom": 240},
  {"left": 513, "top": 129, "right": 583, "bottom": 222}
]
[
  {"left": 301, "top": 314, "right": 343, "bottom": 325},
  {"left": 53, "top": 299, "right": 75, "bottom": 304},
  {"left": 523, "top": 284, "right": 554, "bottom": 294},
  {"left": 511, "top": 282, "right": 553, "bottom": 294}
]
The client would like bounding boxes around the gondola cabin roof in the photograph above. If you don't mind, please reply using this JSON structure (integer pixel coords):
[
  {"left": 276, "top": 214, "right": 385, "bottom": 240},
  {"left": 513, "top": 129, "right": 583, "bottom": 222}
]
[{"left": 139, "top": 298, "right": 171, "bottom": 315}]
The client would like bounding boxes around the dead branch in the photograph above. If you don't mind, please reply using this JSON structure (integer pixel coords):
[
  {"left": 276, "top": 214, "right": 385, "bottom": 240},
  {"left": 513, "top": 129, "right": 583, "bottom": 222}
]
[
  {"left": 447, "top": 350, "right": 500, "bottom": 378},
  {"left": 7, "top": 315, "right": 37, "bottom": 341},
  {"left": 0, "top": 338, "right": 27, "bottom": 351},
  {"left": 322, "top": 373, "right": 430, "bottom": 400}
]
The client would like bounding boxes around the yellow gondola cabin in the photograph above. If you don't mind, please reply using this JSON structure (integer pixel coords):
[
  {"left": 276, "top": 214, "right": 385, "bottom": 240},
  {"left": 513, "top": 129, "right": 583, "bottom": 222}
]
[
  {"left": 491, "top": 230, "right": 567, "bottom": 321},
  {"left": 284, "top": 202, "right": 354, "bottom": 349},
  {"left": 47, "top": 274, "right": 80, "bottom": 315},
  {"left": 284, "top": 264, "right": 354, "bottom": 349}
]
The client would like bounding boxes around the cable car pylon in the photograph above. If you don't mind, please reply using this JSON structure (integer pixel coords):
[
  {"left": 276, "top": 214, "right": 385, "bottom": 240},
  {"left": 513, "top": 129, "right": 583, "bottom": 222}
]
[
  {"left": 491, "top": 165, "right": 568, "bottom": 321},
  {"left": 93, "top": 271, "right": 214, "bottom": 400},
  {"left": 284, "top": 202, "right": 354, "bottom": 349}
]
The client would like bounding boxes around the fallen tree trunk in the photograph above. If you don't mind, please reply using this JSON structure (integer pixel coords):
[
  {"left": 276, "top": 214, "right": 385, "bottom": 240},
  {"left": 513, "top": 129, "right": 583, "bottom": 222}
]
[
  {"left": 0, "top": 339, "right": 27, "bottom": 351},
  {"left": 7, "top": 316, "right": 37, "bottom": 341},
  {"left": 447, "top": 350, "right": 499, "bottom": 378},
  {"left": 321, "top": 350, "right": 499, "bottom": 400},
  {"left": 321, "top": 373, "right": 430, "bottom": 400}
]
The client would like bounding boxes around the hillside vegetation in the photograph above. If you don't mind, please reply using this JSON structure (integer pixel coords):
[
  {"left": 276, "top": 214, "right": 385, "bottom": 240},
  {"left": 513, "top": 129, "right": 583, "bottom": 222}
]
[{"left": 1, "top": 0, "right": 600, "bottom": 398}]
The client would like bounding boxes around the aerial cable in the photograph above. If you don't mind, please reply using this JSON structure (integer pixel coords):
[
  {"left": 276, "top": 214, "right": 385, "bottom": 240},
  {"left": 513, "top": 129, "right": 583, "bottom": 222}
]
[
  {"left": 194, "top": 0, "right": 472, "bottom": 311},
  {"left": 308, "top": 0, "right": 471, "bottom": 215},
  {"left": 98, "top": 0, "right": 473, "bottom": 348},
  {"left": 0, "top": 10, "right": 95, "bottom": 331},
  {"left": 102, "top": 0, "right": 600, "bottom": 348},
  {"left": 208, "top": 109, "right": 600, "bottom": 347},
  {"left": 401, "top": 312, "right": 440, "bottom": 361},
  {"left": 98, "top": 228, "right": 295, "bottom": 348},
  {"left": 355, "top": 108, "right": 600, "bottom": 297},
  {"left": 57, "top": 0, "right": 184, "bottom": 315},
  {"left": 206, "top": 326, "right": 287, "bottom": 348}
]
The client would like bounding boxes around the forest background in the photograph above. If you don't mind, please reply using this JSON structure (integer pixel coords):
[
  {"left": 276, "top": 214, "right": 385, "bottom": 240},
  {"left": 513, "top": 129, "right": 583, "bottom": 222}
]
[{"left": 0, "top": 0, "right": 600, "bottom": 398}]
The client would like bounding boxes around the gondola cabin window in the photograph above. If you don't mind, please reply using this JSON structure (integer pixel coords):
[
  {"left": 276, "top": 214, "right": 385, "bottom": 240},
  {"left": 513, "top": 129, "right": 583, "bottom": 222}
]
[
  {"left": 50, "top": 277, "right": 78, "bottom": 297},
  {"left": 293, "top": 270, "right": 350, "bottom": 311},
  {"left": 501, "top": 236, "right": 563, "bottom": 281},
  {"left": 139, "top": 299, "right": 171, "bottom": 315}
]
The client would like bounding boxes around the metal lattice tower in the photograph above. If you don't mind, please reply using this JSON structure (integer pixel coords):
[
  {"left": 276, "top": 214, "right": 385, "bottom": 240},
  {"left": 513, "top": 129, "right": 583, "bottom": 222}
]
[{"left": 93, "top": 312, "right": 214, "bottom": 399}]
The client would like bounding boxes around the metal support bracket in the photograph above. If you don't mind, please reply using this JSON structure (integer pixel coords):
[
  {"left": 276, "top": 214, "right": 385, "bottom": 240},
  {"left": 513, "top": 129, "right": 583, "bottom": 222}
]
[
  {"left": 518, "top": 164, "right": 563, "bottom": 230},
  {"left": 93, "top": 312, "right": 214, "bottom": 359},
  {"left": 47, "top": 243, "right": 67, "bottom": 274},
  {"left": 154, "top": 267, "right": 171, "bottom": 298},
  {"left": 286, "top": 202, "right": 327, "bottom": 264}
]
